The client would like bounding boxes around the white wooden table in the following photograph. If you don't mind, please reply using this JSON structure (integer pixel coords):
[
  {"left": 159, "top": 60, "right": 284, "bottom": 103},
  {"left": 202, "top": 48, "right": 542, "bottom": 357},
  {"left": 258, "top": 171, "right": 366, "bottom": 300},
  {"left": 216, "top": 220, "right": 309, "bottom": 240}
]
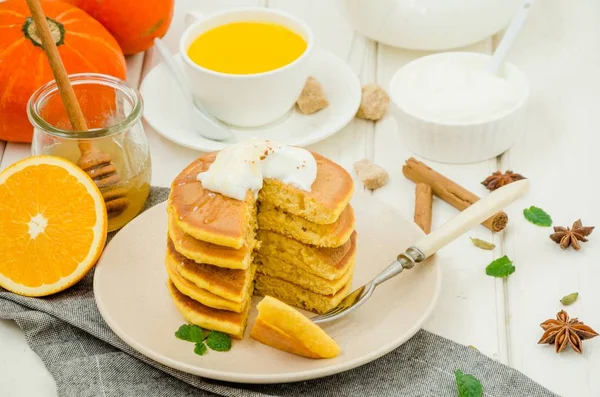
[{"left": 1, "top": 1, "right": 598, "bottom": 396}]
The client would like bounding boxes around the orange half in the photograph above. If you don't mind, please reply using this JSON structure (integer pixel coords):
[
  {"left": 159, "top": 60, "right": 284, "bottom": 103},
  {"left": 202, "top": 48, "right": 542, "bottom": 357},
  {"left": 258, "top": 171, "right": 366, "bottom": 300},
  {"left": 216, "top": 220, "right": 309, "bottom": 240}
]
[{"left": 0, "top": 156, "right": 107, "bottom": 296}]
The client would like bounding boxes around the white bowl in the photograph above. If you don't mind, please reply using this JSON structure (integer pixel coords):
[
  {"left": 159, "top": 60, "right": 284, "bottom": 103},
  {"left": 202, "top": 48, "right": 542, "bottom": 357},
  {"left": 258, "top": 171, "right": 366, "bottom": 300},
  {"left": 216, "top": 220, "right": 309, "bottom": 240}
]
[
  {"left": 389, "top": 52, "right": 530, "bottom": 164},
  {"left": 339, "top": 0, "right": 522, "bottom": 51}
]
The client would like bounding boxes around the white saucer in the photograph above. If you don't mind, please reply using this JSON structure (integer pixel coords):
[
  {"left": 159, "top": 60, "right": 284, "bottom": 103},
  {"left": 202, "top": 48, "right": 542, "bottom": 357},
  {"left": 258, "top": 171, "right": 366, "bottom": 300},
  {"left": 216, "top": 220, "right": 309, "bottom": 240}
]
[
  {"left": 94, "top": 194, "right": 441, "bottom": 384},
  {"left": 140, "top": 49, "right": 362, "bottom": 152}
]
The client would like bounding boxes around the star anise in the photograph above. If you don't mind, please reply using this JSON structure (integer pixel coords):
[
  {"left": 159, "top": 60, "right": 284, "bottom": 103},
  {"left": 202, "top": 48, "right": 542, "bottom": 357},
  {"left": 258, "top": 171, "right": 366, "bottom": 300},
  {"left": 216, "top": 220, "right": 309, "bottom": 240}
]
[
  {"left": 549, "top": 219, "right": 594, "bottom": 250},
  {"left": 481, "top": 171, "right": 526, "bottom": 191},
  {"left": 538, "top": 310, "right": 598, "bottom": 353}
]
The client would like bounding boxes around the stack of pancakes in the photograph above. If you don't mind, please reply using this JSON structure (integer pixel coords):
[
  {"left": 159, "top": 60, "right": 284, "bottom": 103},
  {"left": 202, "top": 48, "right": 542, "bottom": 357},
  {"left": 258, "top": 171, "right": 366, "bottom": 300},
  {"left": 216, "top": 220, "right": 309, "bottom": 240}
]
[{"left": 166, "top": 151, "right": 355, "bottom": 338}]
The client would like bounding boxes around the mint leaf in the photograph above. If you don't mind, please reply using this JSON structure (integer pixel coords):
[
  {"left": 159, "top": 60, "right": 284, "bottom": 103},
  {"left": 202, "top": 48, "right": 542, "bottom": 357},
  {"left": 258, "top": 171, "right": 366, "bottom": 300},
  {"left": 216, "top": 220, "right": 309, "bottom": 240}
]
[
  {"left": 175, "top": 324, "right": 204, "bottom": 343},
  {"left": 205, "top": 331, "right": 232, "bottom": 352},
  {"left": 194, "top": 342, "right": 208, "bottom": 356},
  {"left": 523, "top": 206, "right": 552, "bottom": 227},
  {"left": 560, "top": 292, "right": 579, "bottom": 306},
  {"left": 455, "top": 369, "right": 483, "bottom": 397},
  {"left": 470, "top": 237, "right": 495, "bottom": 250},
  {"left": 485, "top": 255, "right": 515, "bottom": 278}
]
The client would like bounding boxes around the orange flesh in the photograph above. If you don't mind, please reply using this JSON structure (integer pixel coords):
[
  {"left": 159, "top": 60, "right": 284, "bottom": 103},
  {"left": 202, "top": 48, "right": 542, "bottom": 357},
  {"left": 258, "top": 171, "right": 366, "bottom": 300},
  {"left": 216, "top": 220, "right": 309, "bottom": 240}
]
[{"left": 0, "top": 164, "right": 97, "bottom": 287}]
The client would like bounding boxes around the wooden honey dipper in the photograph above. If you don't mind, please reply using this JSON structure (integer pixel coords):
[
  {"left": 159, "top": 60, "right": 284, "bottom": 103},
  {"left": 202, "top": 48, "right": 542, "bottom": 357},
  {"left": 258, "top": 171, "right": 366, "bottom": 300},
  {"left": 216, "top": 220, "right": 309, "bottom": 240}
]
[{"left": 26, "top": 0, "right": 128, "bottom": 216}]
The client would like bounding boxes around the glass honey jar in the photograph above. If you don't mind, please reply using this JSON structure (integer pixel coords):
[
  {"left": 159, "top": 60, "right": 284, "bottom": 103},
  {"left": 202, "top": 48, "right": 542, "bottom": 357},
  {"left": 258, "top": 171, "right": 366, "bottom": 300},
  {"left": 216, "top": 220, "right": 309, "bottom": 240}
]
[{"left": 29, "top": 73, "right": 152, "bottom": 232}]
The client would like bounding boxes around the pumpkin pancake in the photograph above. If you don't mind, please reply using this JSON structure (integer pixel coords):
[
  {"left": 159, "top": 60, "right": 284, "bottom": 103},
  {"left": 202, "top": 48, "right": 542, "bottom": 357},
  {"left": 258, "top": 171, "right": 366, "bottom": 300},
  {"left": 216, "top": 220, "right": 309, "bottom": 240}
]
[
  {"left": 167, "top": 280, "right": 251, "bottom": 339},
  {"left": 168, "top": 152, "right": 354, "bottom": 250},
  {"left": 257, "top": 231, "right": 356, "bottom": 280},
  {"left": 166, "top": 146, "right": 357, "bottom": 338},
  {"left": 255, "top": 254, "right": 355, "bottom": 296},
  {"left": 254, "top": 272, "right": 354, "bottom": 314},
  {"left": 166, "top": 239, "right": 255, "bottom": 303},
  {"left": 259, "top": 152, "right": 354, "bottom": 224},
  {"left": 251, "top": 296, "right": 340, "bottom": 359},
  {"left": 168, "top": 152, "right": 256, "bottom": 249},
  {"left": 257, "top": 203, "right": 355, "bottom": 248},
  {"left": 168, "top": 211, "right": 254, "bottom": 269},
  {"left": 165, "top": 257, "right": 245, "bottom": 313},
  {"left": 254, "top": 236, "right": 356, "bottom": 295}
]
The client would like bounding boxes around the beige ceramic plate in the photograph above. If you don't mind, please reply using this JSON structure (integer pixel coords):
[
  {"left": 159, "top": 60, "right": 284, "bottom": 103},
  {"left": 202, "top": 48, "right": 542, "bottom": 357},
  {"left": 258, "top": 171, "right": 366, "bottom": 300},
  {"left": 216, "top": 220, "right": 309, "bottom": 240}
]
[{"left": 94, "top": 194, "right": 441, "bottom": 384}]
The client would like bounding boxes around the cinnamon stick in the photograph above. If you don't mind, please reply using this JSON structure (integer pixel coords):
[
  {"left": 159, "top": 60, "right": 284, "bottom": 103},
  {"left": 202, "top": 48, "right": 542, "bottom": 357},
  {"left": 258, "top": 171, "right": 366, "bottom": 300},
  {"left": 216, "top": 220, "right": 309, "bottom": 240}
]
[
  {"left": 403, "top": 158, "right": 508, "bottom": 232},
  {"left": 414, "top": 183, "right": 433, "bottom": 234}
]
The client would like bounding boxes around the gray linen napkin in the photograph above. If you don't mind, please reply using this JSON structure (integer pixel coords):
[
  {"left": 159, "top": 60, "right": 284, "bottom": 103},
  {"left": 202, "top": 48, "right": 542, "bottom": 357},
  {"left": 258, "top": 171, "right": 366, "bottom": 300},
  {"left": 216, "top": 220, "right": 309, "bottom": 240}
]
[{"left": 0, "top": 187, "right": 557, "bottom": 397}]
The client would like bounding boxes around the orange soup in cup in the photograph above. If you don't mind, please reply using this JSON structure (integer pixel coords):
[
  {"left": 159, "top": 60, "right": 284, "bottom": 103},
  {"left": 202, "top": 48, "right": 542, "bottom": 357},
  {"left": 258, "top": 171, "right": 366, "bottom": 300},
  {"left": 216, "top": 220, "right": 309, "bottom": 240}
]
[{"left": 187, "top": 21, "right": 307, "bottom": 74}]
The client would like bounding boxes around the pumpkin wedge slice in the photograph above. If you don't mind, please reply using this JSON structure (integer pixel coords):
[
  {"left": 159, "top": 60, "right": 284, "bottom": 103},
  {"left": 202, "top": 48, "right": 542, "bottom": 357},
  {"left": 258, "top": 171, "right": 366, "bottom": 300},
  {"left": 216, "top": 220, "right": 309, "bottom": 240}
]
[{"left": 250, "top": 296, "right": 340, "bottom": 359}]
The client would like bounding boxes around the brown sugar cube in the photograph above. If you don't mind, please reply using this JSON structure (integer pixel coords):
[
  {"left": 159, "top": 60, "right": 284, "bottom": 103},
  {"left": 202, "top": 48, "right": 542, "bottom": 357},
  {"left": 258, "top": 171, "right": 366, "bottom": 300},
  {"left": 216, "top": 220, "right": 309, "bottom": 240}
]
[
  {"left": 356, "top": 83, "right": 389, "bottom": 121},
  {"left": 296, "top": 76, "right": 329, "bottom": 115},
  {"left": 353, "top": 159, "right": 389, "bottom": 190}
]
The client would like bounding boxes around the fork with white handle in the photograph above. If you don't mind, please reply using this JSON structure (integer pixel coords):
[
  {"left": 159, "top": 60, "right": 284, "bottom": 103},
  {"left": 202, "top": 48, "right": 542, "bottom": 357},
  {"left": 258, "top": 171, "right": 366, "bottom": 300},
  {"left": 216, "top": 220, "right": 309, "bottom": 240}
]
[{"left": 311, "top": 179, "right": 529, "bottom": 324}]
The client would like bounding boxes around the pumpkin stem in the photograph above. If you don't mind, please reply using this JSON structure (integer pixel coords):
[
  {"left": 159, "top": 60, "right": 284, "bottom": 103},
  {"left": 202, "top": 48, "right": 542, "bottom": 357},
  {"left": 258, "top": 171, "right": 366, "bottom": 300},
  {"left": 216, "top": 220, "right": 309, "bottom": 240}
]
[{"left": 22, "top": 16, "right": 65, "bottom": 48}]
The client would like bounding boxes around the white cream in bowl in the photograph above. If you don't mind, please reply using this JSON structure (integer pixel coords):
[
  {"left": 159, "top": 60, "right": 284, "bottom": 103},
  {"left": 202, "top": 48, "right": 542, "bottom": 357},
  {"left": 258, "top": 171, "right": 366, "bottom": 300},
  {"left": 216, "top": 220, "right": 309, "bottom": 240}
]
[
  {"left": 389, "top": 52, "right": 529, "bottom": 164},
  {"left": 391, "top": 52, "right": 526, "bottom": 124}
]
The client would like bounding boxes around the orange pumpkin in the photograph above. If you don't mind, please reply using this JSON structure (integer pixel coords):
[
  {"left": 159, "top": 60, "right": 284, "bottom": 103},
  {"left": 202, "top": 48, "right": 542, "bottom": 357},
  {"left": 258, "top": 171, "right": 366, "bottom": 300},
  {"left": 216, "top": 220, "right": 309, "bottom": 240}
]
[
  {"left": 63, "top": 0, "right": 174, "bottom": 55},
  {"left": 0, "top": 0, "right": 127, "bottom": 143}
]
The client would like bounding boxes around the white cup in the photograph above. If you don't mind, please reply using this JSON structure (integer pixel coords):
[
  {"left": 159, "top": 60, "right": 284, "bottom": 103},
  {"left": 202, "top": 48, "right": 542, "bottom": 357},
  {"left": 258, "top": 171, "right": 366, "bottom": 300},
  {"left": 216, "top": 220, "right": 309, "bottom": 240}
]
[{"left": 180, "top": 8, "right": 314, "bottom": 128}]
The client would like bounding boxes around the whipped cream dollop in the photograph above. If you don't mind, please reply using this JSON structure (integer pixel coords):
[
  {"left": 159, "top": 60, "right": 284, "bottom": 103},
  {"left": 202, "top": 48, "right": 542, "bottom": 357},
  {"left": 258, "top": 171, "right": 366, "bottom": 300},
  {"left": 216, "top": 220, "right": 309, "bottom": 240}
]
[
  {"left": 391, "top": 53, "right": 525, "bottom": 124},
  {"left": 197, "top": 140, "right": 317, "bottom": 201}
]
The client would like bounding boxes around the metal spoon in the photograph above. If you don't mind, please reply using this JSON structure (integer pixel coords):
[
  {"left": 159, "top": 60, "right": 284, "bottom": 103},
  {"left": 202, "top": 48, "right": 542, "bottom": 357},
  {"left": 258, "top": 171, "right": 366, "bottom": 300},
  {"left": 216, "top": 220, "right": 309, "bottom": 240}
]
[
  {"left": 153, "top": 38, "right": 232, "bottom": 141},
  {"left": 312, "top": 179, "right": 529, "bottom": 324}
]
